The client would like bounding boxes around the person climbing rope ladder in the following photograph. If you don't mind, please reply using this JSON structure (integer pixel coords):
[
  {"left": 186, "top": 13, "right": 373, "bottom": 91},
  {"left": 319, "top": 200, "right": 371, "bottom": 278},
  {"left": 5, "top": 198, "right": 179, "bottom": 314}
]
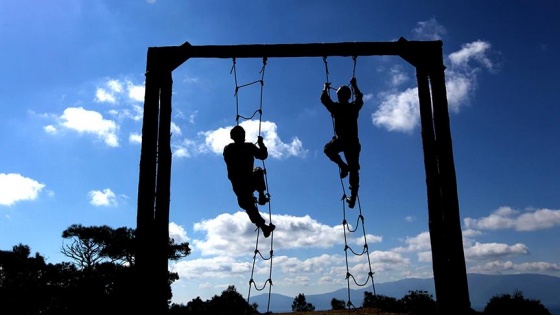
[
  {"left": 224, "top": 125, "right": 275, "bottom": 237},
  {"left": 321, "top": 77, "right": 364, "bottom": 208}
]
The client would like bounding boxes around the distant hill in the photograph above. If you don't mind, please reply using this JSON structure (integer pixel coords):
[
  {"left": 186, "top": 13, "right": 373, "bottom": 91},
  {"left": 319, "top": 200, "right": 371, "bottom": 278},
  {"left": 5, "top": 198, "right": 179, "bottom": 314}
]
[{"left": 250, "top": 273, "right": 560, "bottom": 314}]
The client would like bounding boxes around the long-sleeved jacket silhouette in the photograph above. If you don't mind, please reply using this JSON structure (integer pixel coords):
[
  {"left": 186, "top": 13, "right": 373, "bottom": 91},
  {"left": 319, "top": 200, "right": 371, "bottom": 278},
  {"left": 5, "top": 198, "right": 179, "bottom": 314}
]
[
  {"left": 224, "top": 125, "right": 275, "bottom": 237},
  {"left": 321, "top": 77, "right": 364, "bottom": 208}
]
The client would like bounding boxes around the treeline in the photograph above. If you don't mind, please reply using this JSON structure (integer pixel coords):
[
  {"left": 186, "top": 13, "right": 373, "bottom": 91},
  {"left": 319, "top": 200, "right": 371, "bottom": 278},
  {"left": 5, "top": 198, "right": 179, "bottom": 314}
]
[
  {"left": 0, "top": 224, "right": 190, "bottom": 315},
  {"left": 169, "top": 288, "right": 552, "bottom": 315}
]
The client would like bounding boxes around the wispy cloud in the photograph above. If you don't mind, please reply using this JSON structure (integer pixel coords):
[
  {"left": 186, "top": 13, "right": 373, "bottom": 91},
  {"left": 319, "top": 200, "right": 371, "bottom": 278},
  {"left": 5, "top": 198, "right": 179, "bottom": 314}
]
[
  {"left": 95, "top": 79, "right": 144, "bottom": 104},
  {"left": 464, "top": 206, "right": 560, "bottom": 232},
  {"left": 469, "top": 260, "right": 560, "bottom": 274},
  {"left": 448, "top": 41, "right": 495, "bottom": 71},
  {"left": 372, "top": 19, "right": 495, "bottom": 133},
  {"left": 44, "top": 78, "right": 146, "bottom": 147},
  {"left": 412, "top": 17, "right": 447, "bottom": 40},
  {"left": 464, "top": 242, "right": 529, "bottom": 260}
]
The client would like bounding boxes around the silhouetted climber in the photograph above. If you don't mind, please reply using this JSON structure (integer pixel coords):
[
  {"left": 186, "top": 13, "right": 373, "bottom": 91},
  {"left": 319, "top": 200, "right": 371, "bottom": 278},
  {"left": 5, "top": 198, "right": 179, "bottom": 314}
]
[
  {"left": 224, "top": 125, "right": 275, "bottom": 237},
  {"left": 321, "top": 77, "right": 364, "bottom": 208}
]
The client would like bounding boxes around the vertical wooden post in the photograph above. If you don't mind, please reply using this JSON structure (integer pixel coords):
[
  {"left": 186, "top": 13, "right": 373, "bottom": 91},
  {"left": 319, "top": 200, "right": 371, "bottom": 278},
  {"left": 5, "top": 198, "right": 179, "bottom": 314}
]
[
  {"left": 135, "top": 48, "right": 161, "bottom": 313},
  {"left": 155, "top": 71, "right": 173, "bottom": 312},
  {"left": 430, "top": 62, "right": 471, "bottom": 314},
  {"left": 406, "top": 40, "right": 471, "bottom": 314},
  {"left": 416, "top": 67, "right": 449, "bottom": 314},
  {"left": 136, "top": 47, "right": 174, "bottom": 314}
]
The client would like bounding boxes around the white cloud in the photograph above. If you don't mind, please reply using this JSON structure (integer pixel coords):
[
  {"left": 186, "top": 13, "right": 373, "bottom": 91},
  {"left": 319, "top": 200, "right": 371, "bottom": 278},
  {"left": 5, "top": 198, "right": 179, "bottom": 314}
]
[
  {"left": 57, "top": 107, "right": 119, "bottom": 147},
  {"left": 110, "top": 104, "right": 143, "bottom": 122},
  {"left": 171, "top": 122, "right": 182, "bottom": 136},
  {"left": 88, "top": 188, "right": 117, "bottom": 206},
  {"left": 417, "top": 251, "right": 433, "bottom": 263},
  {"left": 516, "top": 208, "right": 560, "bottom": 231},
  {"left": 464, "top": 206, "right": 560, "bottom": 232},
  {"left": 173, "top": 120, "right": 308, "bottom": 160},
  {"left": 129, "top": 132, "right": 142, "bottom": 144},
  {"left": 192, "top": 211, "right": 347, "bottom": 257},
  {"left": 172, "top": 138, "right": 198, "bottom": 158},
  {"left": 468, "top": 260, "right": 560, "bottom": 274},
  {"left": 393, "top": 231, "right": 431, "bottom": 253},
  {"left": 448, "top": 41, "right": 494, "bottom": 71},
  {"left": 170, "top": 222, "right": 189, "bottom": 243},
  {"left": 107, "top": 79, "right": 124, "bottom": 93},
  {"left": 95, "top": 79, "right": 144, "bottom": 105},
  {"left": 372, "top": 19, "right": 495, "bottom": 133},
  {"left": 0, "top": 173, "right": 45, "bottom": 206},
  {"left": 464, "top": 242, "right": 529, "bottom": 261},
  {"left": 44, "top": 78, "right": 149, "bottom": 147},
  {"left": 462, "top": 228, "right": 483, "bottom": 238},
  {"left": 389, "top": 66, "right": 409, "bottom": 86},
  {"left": 412, "top": 17, "right": 447, "bottom": 40},
  {"left": 95, "top": 88, "right": 116, "bottom": 103},
  {"left": 172, "top": 256, "right": 252, "bottom": 281},
  {"left": 444, "top": 73, "right": 473, "bottom": 113},
  {"left": 372, "top": 87, "right": 420, "bottom": 133},
  {"left": 127, "top": 82, "right": 145, "bottom": 102},
  {"left": 44, "top": 125, "right": 57, "bottom": 134},
  {"left": 95, "top": 79, "right": 123, "bottom": 104}
]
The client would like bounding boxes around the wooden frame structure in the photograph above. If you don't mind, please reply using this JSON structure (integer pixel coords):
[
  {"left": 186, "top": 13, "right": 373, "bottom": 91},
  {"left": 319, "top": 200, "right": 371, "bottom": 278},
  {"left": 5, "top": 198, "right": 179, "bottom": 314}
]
[{"left": 135, "top": 38, "right": 471, "bottom": 315}]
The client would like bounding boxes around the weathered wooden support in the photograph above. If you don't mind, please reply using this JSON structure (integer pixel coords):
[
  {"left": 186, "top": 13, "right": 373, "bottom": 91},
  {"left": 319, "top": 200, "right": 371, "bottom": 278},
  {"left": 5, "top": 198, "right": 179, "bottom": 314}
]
[
  {"left": 135, "top": 48, "right": 174, "bottom": 314},
  {"left": 416, "top": 67, "right": 449, "bottom": 314},
  {"left": 430, "top": 65, "right": 471, "bottom": 314}
]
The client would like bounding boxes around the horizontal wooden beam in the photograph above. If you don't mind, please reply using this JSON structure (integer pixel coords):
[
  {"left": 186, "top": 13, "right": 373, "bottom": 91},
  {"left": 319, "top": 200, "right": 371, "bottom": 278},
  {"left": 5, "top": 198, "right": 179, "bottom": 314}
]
[{"left": 147, "top": 37, "right": 443, "bottom": 71}]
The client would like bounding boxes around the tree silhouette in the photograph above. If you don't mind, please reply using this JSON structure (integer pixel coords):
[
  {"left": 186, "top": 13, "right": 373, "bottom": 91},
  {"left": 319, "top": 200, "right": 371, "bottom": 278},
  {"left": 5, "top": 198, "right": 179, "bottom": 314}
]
[
  {"left": 483, "top": 290, "right": 551, "bottom": 315},
  {"left": 400, "top": 290, "right": 437, "bottom": 315},
  {"left": 362, "top": 291, "right": 404, "bottom": 313},
  {"left": 61, "top": 224, "right": 190, "bottom": 268},
  {"left": 0, "top": 224, "right": 192, "bottom": 314},
  {"left": 0, "top": 244, "right": 84, "bottom": 314},
  {"left": 170, "top": 286, "right": 256, "bottom": 315},
  {"left": 292, "top": 293, "right": 315, "bottom": 312},
  {"left": 61, "top": 224, "right": 111, "bottom": 269},
  {"left": 331, "top": 297, "right": 346, "bottom": 310},
  {"left": 206, "top": 285, "right": 256, "bottom": 314}
]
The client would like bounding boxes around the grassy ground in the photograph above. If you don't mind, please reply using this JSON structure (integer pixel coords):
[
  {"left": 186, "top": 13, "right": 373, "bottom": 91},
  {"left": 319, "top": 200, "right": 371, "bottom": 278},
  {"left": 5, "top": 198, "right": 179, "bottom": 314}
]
[{"left": 272, "top": 308, "right": 405, "bottom": 315}]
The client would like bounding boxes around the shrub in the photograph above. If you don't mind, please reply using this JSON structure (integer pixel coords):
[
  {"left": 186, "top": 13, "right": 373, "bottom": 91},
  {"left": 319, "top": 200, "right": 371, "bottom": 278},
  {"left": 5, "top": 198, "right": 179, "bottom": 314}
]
[
  {"left": 400, "top": 290, "right": 437, "bottom": 315},
  {"left": 362, "top": 291, "right": 404, "bottom": 313},
  {"left": 331, "top": 297, "right": 346, "bottom": 310},
  {"left": 292, "top": 293, "right": 315, "bottom": 312},
  {"left": 483, "top": 290, "right": 551, "bottom": 315}
]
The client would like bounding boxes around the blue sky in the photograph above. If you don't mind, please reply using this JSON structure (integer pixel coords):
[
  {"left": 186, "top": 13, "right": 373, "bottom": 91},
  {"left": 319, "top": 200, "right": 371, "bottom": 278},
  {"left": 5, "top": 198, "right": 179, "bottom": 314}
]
[{"left": 1, "top": 0, "right": 559, "bottom": 308}]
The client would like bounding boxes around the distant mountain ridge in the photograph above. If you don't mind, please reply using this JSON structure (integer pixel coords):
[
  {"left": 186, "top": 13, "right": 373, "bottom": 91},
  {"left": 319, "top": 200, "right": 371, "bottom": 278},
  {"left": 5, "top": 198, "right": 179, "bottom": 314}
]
[{"left": 250, "top": 273, "right": 560, "bottom": 314}]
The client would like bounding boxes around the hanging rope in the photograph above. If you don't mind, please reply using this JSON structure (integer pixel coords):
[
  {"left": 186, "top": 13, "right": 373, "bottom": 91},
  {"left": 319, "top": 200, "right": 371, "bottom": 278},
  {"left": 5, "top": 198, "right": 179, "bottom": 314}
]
[
  {"left": 231, "top": 57, "right": 274, "bottom": 313},
  {"left": 322, "top": 56, "right": 377, "bottom": 311},
  {"left": 351, "top": 56, "right": 357, "bottom": 102},
  {"left": 323, "top": 56, "right": 337, "bottom": 139}
]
